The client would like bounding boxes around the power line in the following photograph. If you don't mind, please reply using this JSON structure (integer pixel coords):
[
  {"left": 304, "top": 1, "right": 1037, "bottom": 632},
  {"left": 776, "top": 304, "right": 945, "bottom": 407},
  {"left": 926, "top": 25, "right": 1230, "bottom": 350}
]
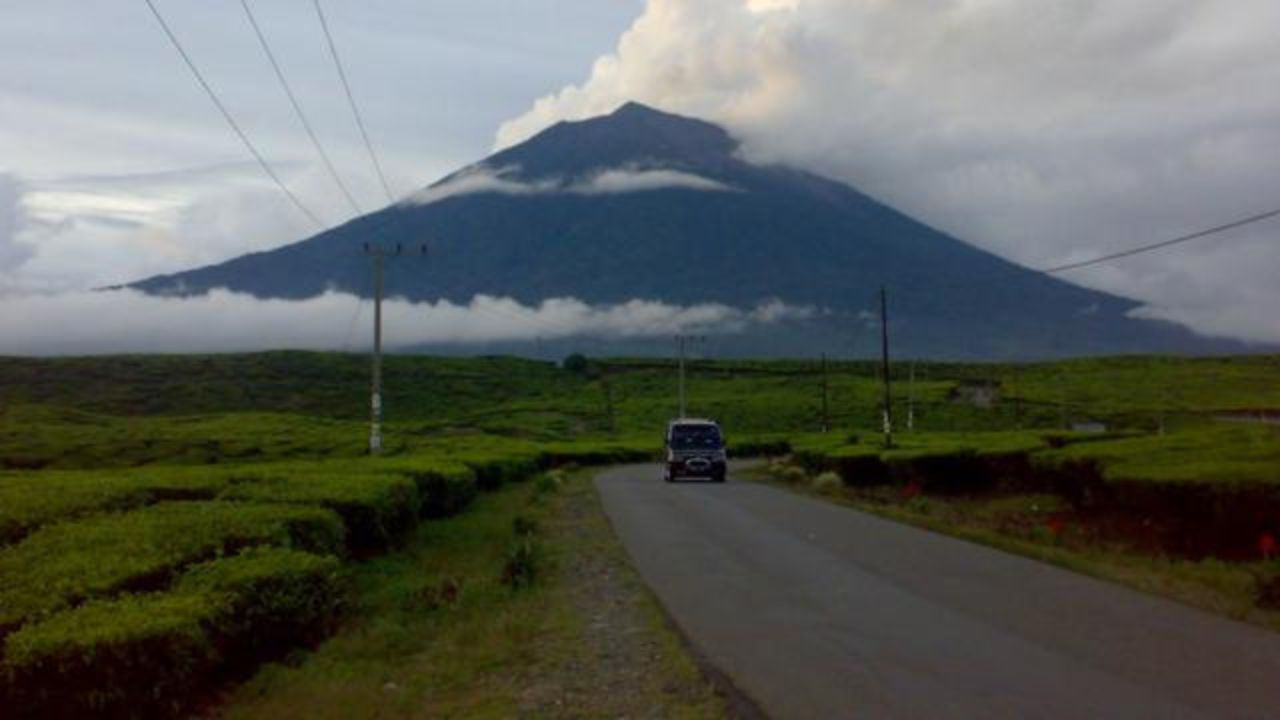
[
  {"left": 313, "top": 0, "right": 396, "bottom": 204},
  {"left": 1037, "top": 207, "right": 1280, "bottom": 275},
  {"left": 910, "top": 204, "right": 1280, "bottom": 296},
  {"left": 238, "top": 0, "right": 363, "bottom": 216},
  {"left": 142, "top": 0, "right": 325, "bottom": 229}
]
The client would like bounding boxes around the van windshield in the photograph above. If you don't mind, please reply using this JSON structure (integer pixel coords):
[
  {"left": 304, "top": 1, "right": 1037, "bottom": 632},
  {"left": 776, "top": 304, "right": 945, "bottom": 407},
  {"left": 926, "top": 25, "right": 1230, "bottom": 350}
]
[{"left": 670, "top": 425, "right": 722, "bottom": 450}]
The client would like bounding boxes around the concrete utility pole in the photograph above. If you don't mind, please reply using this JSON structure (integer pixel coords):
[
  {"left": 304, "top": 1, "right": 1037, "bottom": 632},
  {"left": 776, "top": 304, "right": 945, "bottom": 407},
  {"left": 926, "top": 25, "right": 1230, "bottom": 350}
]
[
  {"left": 675, "top": 334, "right": 706, "bottom": 418},
  {"left": 1013, "top": 363, "right": 1023, "bottom": 429},
  {"left": 1059, "top": 369, "right": 1069, "bottom": 431},
  {"left": 879, "top": 286, "right": 893, "bottom": 448},
  {"left": 601, "top": 365, "right": 617, "bottom": 435},
  {"left": 364, "top": 242, "right": 425, "bottom": 455},
  {"left": 907, "top": 361, "right": 916, "bottom": 432}
]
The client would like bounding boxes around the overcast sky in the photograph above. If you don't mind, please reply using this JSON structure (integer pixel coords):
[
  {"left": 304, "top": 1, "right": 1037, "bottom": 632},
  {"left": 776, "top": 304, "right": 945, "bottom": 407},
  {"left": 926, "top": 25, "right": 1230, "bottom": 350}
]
[
  {"left": 0, "top": 0, "right": 643, "bottom": 291},
  {"left": 2, "top": 0, "right": 1278, "bottom": 350}
]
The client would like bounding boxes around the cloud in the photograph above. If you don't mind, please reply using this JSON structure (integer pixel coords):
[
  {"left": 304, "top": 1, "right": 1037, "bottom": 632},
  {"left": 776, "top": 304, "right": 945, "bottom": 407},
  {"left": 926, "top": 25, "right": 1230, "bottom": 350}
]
[
  {"left": 574, "top": 167, "right": 733, "bottom": 194},
  {"left": 404, "top": 166, "right": 559, "bottom": 206},
  {"left": 497, "top": 0, "right": 1280, "bottom": 342},
  {"left": 405, "top": 164, "right": 732, "bottom": 206},
  {"left": 0, "top": 288, "right": 814, "bottom": 355},
  {"left": 5, "top": 163, "right": 326, "bottom": 292},
  {"left": 0, "top": 1, "right": 642, "bottom": 292},
  {"left": 0, "top": 173, "right": 35, "bottom": 274}
]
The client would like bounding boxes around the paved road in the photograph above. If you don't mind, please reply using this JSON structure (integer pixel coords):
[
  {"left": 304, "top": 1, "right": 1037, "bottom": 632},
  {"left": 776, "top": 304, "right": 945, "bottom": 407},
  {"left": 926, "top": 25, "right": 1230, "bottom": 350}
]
[{"left": 595, "top": 464, "right": 1280, "bottom": 719}]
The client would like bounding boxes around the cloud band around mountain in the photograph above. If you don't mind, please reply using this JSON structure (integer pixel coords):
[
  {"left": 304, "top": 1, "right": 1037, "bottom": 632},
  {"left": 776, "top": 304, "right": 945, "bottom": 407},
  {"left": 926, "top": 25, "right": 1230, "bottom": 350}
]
[
  {"left": 404, "top": 164, "right": 734, "bottom": 207},
  {"left": 0, "top": 288, "right": 814, "bottom": 355}
]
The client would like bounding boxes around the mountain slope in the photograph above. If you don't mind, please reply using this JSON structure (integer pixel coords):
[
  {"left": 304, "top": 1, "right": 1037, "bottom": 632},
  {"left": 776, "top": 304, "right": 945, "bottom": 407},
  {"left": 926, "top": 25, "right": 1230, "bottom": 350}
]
[{"left": 130, "top": 102, "right": 1241, "bottom": 358}]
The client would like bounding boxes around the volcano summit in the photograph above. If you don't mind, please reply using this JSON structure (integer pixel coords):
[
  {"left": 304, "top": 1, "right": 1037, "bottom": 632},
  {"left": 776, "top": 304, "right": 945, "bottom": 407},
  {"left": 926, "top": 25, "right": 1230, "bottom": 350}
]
[{"left": 131, "top": 102, "right": 1238, "bottom": 358}]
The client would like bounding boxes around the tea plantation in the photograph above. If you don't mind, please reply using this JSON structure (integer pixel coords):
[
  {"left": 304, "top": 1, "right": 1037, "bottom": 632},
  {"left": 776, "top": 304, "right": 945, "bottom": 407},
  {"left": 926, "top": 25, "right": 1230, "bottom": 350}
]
[{"left": 1, "top": 351, "right": 1276, "bottom": 716}]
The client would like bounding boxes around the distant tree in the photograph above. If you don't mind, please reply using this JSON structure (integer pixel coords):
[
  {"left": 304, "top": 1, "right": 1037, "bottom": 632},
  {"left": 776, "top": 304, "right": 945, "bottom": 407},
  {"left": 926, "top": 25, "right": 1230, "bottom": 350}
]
[{"left": 562, "top": 353, "right": 590, "bottom": 375}]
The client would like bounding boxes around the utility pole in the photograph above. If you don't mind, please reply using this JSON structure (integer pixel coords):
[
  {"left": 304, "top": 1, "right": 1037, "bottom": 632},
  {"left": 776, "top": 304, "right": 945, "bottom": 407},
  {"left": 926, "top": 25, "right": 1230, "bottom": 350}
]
[
  {"left": 675, "top": 334, "right": 706, "bottom": 418},
  {"left": 820, "top": 353, "right": 830, "bottom": 433},
  {"left": 879, "top": 286, "right": 893, "bottom": 448},
  {"left": 907, "top": 361, "right": 915, "bottom": 432},
  {"left": 1012, "top": 363, "right": 1023, "bottom": 429},
  {"left": 601, "top": 364, "right": 617, "bottom": 435},
  {"left": 1059, "top": 369, "right": 1069, "bottom": 431},
  {"left": 363, "top": 241, "right": 425, "bottom": 455}
]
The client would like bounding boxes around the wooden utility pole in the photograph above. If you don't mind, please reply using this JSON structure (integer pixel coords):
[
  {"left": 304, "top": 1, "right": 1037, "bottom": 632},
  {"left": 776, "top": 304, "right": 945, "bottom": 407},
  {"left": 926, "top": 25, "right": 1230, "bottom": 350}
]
[{"left": 879, "top": 286, "right": 893, "bottom": 448}]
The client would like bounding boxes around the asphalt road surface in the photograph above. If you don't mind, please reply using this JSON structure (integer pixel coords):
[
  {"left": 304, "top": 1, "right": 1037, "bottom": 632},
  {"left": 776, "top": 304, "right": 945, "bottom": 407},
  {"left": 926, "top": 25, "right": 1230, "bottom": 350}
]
[{"left": 595, "top": 463, "right": 1280, "bottom": 719}]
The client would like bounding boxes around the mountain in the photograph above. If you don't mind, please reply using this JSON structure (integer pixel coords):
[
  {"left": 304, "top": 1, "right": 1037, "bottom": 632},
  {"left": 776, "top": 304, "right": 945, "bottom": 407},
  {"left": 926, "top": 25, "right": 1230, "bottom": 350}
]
[{"left": 130, "top": 102, "right": 1245, "bottom": 358}]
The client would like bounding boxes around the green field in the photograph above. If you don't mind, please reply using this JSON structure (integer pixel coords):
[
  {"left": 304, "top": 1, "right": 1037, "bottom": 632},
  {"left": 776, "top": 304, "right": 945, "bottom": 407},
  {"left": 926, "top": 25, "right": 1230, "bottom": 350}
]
[{"left": 1, "top": 351, "right": 1277, "bottom": 715}]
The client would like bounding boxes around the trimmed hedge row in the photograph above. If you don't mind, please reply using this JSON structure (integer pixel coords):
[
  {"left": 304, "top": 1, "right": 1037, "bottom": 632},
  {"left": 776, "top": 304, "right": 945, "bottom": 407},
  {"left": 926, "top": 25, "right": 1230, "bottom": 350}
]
[
  {"left": 409, "top": 467, "right": 479, "bottom": 518},
  {"left": 792, "top": 433, "right": 1280, "bottom": 559},
  {"left": 0, "top": 502, "right": 344, "bottom": 639},
  {"left": 727, "top": 439, "right": 792, "bottom": 458},
  {"left": 1, "top": 548, "right": 342, "bottom": 719},
  {"left": 0, "top": 447, "right": 622, "bottom": 716},
  {"left": 220, "top": 474, "right": 418, "bottom": 554},
  {"left": 0, "top": 467, "right": 239, "bottom": 546},
  {"left": 468, "top": 456, "right": 541, "bottom": 491}
]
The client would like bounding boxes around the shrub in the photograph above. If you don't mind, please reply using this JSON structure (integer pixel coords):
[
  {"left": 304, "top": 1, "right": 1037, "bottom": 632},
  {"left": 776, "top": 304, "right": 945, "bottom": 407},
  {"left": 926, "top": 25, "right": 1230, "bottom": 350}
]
[
  {"left": 408, "top": 467, "right": 478, "bottom": 518},
  {"left": 1253, "top": 570, "right": 1280, "bottom": 610},
  {"left": 1, "top": 591, "right": 220, "bottom": 718},
  {"left": 778, "top": 464, "right": 809, "bottom": 485},
  {"left": 561, "top": 353, "right": 590, "bottom": 375},
  {"left": 178, "top": 547, "right": 344, "bottom": 657},
  {"left": 221, "top": 474, "right": 418, "bottom": 553},
  {"left": 1, "top": 548, "right": 341, "bottom": 719},
  {"left": 811, "top": 472, "right": 844, "bottom": 496},
  {"left": 512, "top": 514, "right": 540, "bottom": 538},
  {"left": 532, "top": 472, "right": 562, "bottom": 499},
  {"left": 0, "top": 467, "right": 234, "bottom": 546},
  {"left": 0, "top": 502, "right": 344, "bottom": 637},
  {"left": 729, "top": 439, "right": 792, "bottom": 458},
  {"left": 538, "top": 446, "right": 656, "bottom": 466},
  {"left": 501, "top": 537, "right": 539, "bottom": 590},
  {"left": 469, "top": 457, "right": 540, "bottom": 491}
]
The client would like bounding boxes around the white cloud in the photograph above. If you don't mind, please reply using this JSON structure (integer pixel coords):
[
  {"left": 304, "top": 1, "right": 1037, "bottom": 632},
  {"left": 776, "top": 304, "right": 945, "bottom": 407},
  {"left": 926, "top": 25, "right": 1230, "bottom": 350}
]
[
  {"left": 0, "top": 1, "right": 642, "bottom": 290},
  {"left": 497, "top": 0, "right": 1280, "bottom": 342},
  {"left": 749, "top": 297, "right": 817, "bottom": 324},
  {"left": 574, "top": 167, "right": 733, "bottom": 194},
  {"left": 5, "top": 163, "right": 323, "bottom": 291},
  {"left": 0, "top": 173, "right": 35, "bottom": 274},
  {"left": 403, "top": 165, "right": 558, "bottom": 206},
  {"left": 0, "top": 288, "right": 814, "bottom": 355},
  {"left": 405, "top": 164, "right": 733, "bottom": 206}
]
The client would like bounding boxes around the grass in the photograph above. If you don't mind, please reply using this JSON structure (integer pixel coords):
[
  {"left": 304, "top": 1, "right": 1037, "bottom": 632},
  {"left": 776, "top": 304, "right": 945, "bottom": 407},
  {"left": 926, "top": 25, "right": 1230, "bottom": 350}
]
[
  {"left": 218, "top": 471, "right": 723, "bottom": 719},
  {"left": 0, "top": 350, "right": 1275, "bottom": 714}
]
